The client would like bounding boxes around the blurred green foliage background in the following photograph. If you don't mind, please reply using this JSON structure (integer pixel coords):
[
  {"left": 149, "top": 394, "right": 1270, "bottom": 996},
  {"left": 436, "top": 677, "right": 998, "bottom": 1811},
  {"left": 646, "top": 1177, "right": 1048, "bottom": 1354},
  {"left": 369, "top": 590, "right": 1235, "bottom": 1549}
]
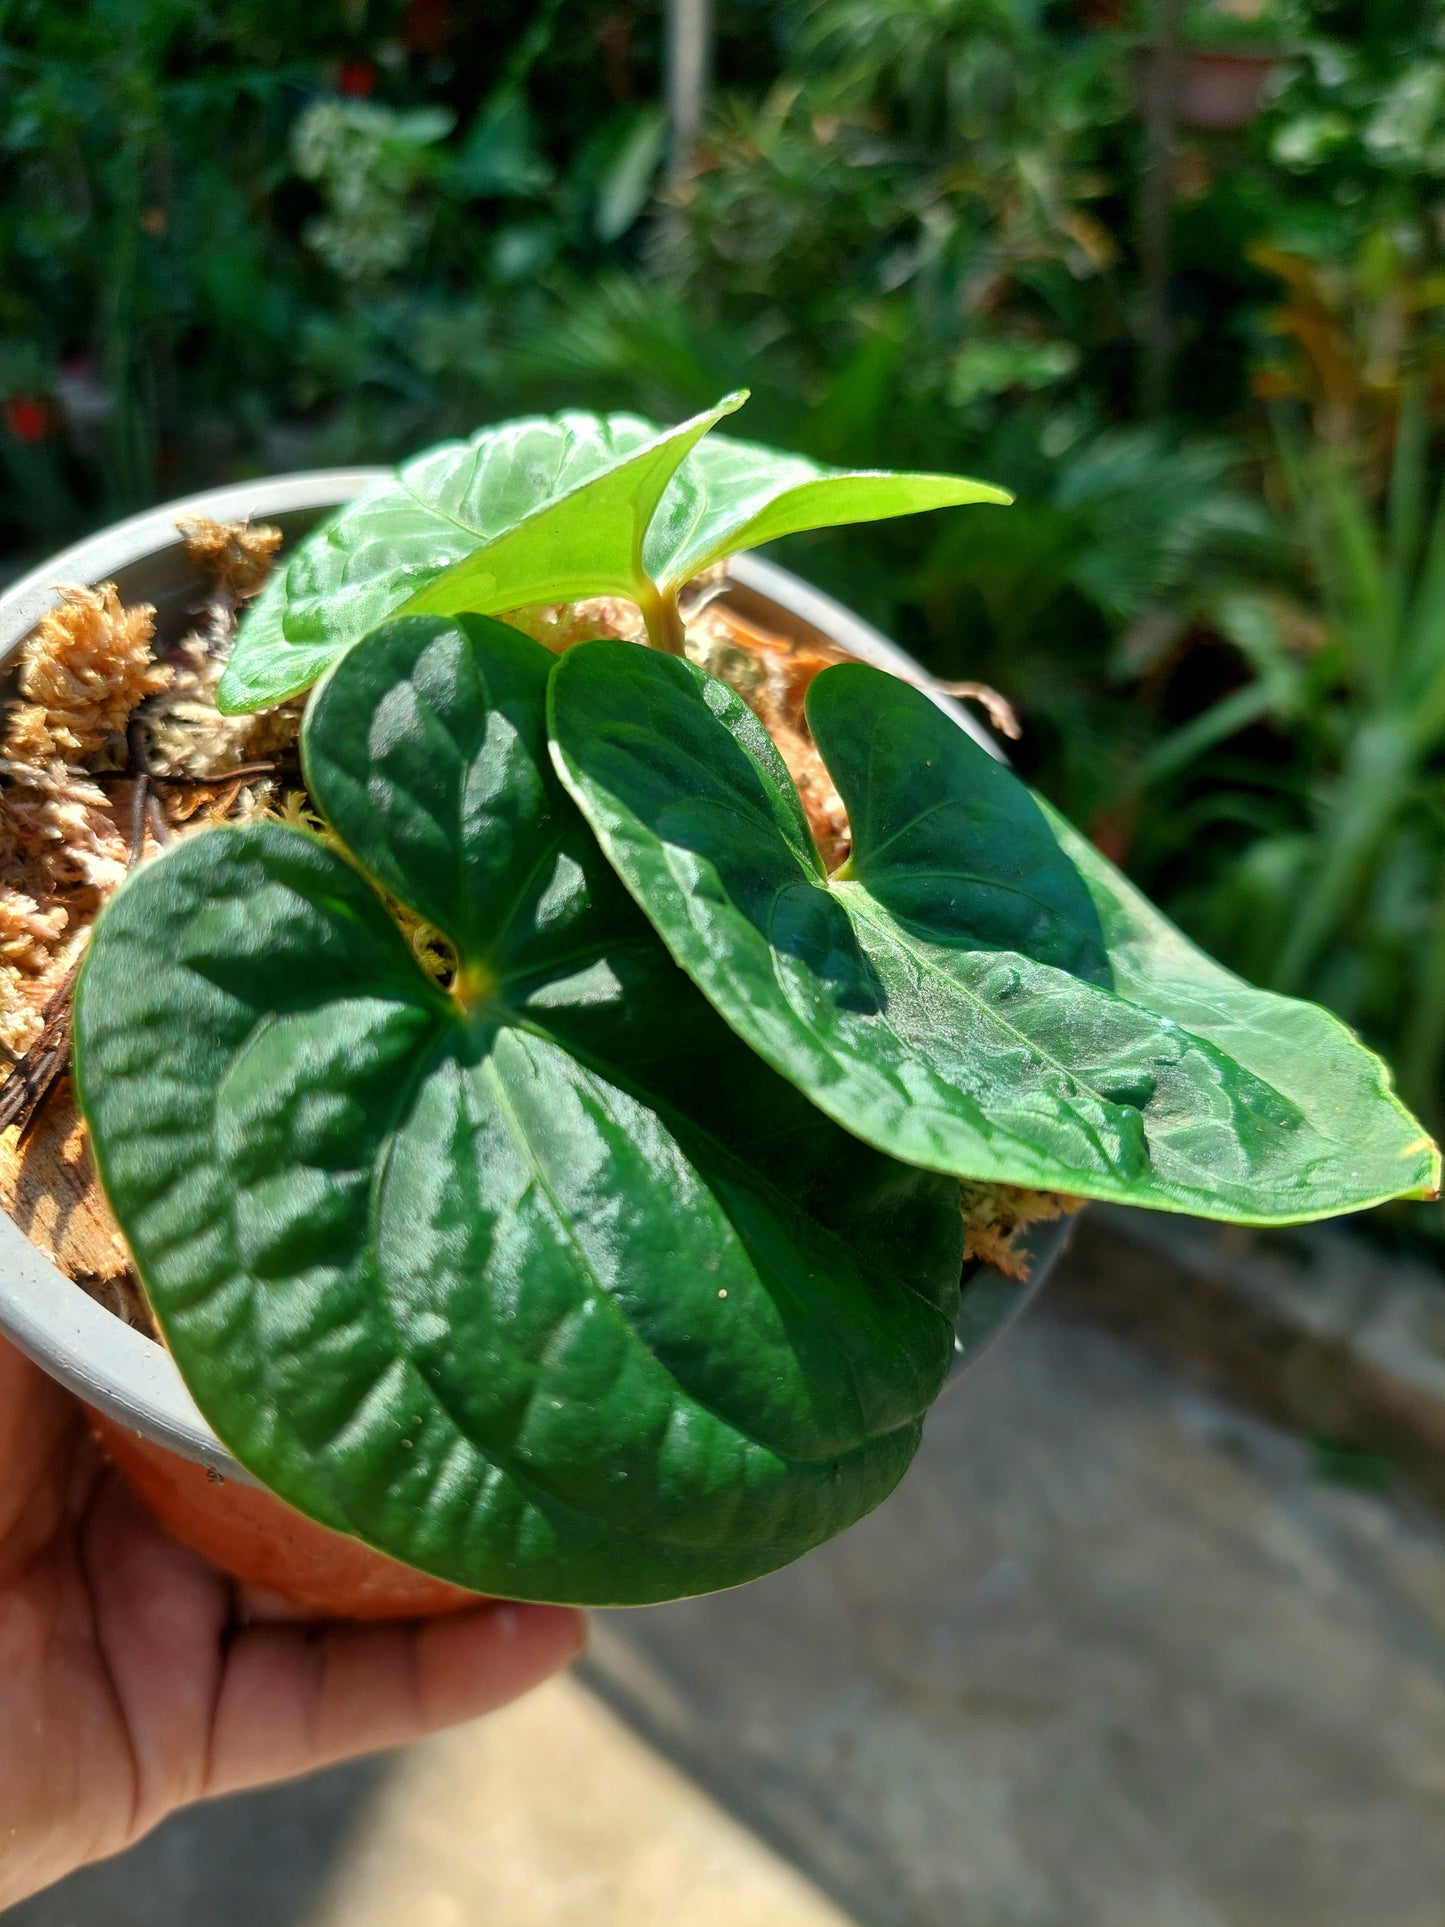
[{"left": 3, "top": 0, "right": 1445, "bottom": 1228}]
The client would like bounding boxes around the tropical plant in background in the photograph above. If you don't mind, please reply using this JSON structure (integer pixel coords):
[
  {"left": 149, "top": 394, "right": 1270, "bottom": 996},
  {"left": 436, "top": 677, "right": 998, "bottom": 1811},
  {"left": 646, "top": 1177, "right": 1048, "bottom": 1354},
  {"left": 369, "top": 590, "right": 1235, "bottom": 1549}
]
[
  {"left": 1180, "top": 0, "right": 1304, "bottom": 48},
  {"left": 907, "top": 420, "right": 1281, "bottom": 817},
  {"left": 291, "top": 97, "right": 456, "bottom": 284},
  {"left": 650, "top": 0, "right": 1129, "bottom": 448},
  {"left": 2, "top": 0, "right": 1434, "bottom": 547},
  {"left": 1260, "top": 13, "right": 1445, "bottom": 249},
  {"left": 1131, "top": 389, "right": 1445, "bottom": 1139}
]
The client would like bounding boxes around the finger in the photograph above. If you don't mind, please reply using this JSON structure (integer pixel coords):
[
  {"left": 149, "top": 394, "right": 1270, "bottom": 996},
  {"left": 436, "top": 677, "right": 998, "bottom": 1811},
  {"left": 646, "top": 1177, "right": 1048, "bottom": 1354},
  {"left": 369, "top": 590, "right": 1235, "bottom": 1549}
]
[
  {"left": 205, "top": 1599, "right": 587, "bottom": 1797},
  {"left": 79, "top": 1465, "right": 236, "bottom": 1822},
  {"left": 0, "top": 1333, "right": 87, "bottom": 1561}
]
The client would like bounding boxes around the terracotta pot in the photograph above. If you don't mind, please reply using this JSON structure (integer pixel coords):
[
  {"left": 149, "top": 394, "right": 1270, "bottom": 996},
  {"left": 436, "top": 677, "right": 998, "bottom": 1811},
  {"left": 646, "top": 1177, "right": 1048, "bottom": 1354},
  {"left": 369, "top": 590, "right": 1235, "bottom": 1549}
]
[
  {"left": 0, "top": 471, "right": 1074, "bottom": 1616},
  {"left": 1179, "top": 49, "right": 1278, "bottom": 130},
  {"left": 88, "top": 1409, "right": 478, "bottom": 1618},
  {"left": 1135, "top": 45, "right": 1280, "bottom": 132}
]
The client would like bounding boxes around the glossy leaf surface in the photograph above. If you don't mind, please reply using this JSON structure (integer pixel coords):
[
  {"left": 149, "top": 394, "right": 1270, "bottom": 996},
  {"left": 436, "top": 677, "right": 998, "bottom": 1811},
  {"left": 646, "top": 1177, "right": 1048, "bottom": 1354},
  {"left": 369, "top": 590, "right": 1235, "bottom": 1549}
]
[
  {"left": 217, "top": 399, "right": 742, "bottom": 713},
  {"left": 77, "top": 616, "right": 963, "bottom": 1605},
  {"left": 219, "top": 397, "right": 1007, "bottom": 712},
  {"left": 550, "top": 645, "right": 1438, "bottom": 1223},
  {"left": 641, "top": 429, "right": 1010, "bottom": 591}
]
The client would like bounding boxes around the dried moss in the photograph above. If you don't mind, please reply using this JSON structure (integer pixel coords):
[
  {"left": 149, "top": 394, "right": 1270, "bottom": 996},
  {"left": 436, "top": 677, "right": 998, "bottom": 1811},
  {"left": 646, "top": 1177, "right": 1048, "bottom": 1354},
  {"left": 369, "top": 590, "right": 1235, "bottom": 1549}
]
[
  {"left": 177, "top": 516, "right": 283, "bottom": 600},
  {"left": 7, "top": 583, "right": 169, "bottom": 767},
  {"left": 960, "top": 1181, "right": 1084, "bottom": 1280}
]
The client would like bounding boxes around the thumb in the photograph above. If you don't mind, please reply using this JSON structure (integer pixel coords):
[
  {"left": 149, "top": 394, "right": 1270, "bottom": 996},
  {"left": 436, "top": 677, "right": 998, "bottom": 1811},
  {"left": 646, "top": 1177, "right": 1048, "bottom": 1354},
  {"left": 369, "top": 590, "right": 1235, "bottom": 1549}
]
[{"left": 204, "top": 1598, "right": 587, "bottom": 1798}]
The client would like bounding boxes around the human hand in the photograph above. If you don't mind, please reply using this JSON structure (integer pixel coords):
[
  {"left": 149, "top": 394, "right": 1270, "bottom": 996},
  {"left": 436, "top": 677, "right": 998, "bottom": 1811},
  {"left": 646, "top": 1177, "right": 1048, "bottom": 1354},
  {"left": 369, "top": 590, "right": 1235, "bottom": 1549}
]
[{"left": 0, "top": 1335, "right": 586, "bottom": 1907}]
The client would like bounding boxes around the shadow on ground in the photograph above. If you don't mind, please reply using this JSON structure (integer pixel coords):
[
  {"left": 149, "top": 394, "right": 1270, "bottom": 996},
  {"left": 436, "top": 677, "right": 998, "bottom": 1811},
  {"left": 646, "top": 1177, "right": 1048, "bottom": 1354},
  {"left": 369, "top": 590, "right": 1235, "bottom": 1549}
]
[{"left": 1, "top": 1761, "right": 388, "bottom": 1927}]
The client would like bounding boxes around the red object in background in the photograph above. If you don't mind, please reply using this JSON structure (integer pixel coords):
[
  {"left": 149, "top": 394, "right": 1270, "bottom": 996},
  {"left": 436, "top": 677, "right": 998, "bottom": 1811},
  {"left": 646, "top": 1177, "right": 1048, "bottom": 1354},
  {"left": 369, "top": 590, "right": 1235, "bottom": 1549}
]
[
  {"left": 4, "top": 395, "right": 51, "bottom": 444},
  {"left": 337, "top": 57, "right": 376, "bottom": 97},
  {"left": 1177, "top": 50, "right": 1277, "bottom": 132},
  {"left": 1131, "top": 47, "right": 1279, "bottom": 132},
  {"left": 1089, "top": 808, "right": 1134, "bottom": 867},
  {"left": 403, "top": 0, "right": 450, "bottom": 56},
  {"left": 597, "top": 7, "right": 636, "bottom": 101}
]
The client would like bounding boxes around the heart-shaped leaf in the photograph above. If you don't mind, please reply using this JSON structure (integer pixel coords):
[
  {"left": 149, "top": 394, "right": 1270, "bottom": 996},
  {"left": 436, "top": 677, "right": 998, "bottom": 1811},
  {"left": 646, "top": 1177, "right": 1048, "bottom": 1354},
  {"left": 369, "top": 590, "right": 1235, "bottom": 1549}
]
[
  {"left": 549, "top": 644, "right": 1439, "bottom": 1223},
  {"left": 77, "top": 615, "right": 964, "bottom": 1605},
  {"left": 219, "top": 396, "right": 1009, "bottom": 712},
  {"left": 217, "top": 398, "right": 744, "bottom": 714}
]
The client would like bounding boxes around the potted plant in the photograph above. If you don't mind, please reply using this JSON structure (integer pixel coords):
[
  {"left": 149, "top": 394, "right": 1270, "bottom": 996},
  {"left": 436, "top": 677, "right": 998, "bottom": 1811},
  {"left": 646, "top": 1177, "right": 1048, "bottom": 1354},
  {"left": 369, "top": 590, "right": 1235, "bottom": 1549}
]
[
  {"left": 1, "top": 393, "right": 1435, "bottom": 1615},
  {"left": 0, "top": 448, "right": 1063, "bottom": 1617}
]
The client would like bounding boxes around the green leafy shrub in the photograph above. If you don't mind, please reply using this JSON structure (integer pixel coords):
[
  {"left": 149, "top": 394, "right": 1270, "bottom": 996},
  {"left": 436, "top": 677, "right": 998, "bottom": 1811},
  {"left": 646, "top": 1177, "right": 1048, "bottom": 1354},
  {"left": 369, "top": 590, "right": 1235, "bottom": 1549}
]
[
  {"left": 71, "top": 399, "right": 1437, "bottom": 1604},
  {"left": 1128, "top": 393, "right": 1445, "bottom": 1138}
]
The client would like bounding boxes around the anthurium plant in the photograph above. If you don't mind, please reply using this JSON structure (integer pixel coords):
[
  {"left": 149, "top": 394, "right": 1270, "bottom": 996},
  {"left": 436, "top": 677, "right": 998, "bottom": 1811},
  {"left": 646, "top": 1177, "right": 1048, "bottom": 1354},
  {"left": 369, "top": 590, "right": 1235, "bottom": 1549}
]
[{"left": 72, "top": 396, "right": 1438, "bottom": 1607}]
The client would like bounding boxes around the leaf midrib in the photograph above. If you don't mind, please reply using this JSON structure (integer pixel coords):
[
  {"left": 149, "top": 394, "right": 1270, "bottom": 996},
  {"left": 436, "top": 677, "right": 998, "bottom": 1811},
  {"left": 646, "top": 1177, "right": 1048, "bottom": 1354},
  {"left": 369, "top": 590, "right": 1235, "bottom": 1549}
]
[
  {"left": 846, "top": 792, "right": 967, "bottom": 872},
  {"left": 500, "top": 975, "right": 954, "bottom": 1339},
  {"left": 392, "top": 422, "right": 663, "bottom": 588},
  {"left": 394, "top": 437, "right": 574, "bottom": 545},
  {"left": 321, "top": 759, "right": 922, "bottom": 1317},
  {"left": 477, "top": 1045, "right": 819, "bottom": 1465},
  {"left": 352, "top": 1017, "right": 817, "bottom": 1552},
  {"left": 814, "top": 880, "right": 1323, "bottom": 1185},
  {"left": 650, "top": 468, "right": 713, "bottom": 589},
  {"left": 857, "top": 851, "right": 1107, "bottom": 951}
]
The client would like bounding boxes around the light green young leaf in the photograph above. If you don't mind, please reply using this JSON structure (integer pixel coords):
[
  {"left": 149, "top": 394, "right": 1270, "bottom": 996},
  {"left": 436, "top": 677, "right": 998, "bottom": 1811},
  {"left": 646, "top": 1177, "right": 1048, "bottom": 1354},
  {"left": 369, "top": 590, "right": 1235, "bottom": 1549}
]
[
  {"left": 641, "top": 429, "right": 1011, "bottom": 593},
  {"left": 218, "top": 396, "right": 744, "bottom": 713},
  {"left": 219, "top": 395, "right": 1008, "bottom": 711},
  {"left": 396, "top": 392, "right": 744, "bottom": 629}
]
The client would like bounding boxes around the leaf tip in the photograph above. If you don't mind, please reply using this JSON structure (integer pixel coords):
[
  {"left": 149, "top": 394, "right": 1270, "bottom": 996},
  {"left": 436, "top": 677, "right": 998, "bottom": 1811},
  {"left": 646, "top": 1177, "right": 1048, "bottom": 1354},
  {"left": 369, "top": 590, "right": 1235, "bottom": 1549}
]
[
  {"left": 1411, "top": 1132, "right": 1443, "bottom": 1201},
  {"left": 213, "top": 664, "right": 253, "bottom": 716}
]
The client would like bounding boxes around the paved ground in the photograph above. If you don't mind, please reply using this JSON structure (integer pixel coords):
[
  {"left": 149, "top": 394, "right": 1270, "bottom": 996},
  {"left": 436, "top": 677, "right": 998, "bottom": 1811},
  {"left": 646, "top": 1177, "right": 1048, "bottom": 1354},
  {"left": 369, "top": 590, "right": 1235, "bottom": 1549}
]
[{"left": 10, "top": 1284, "right": 1445, "bottom": 1927}]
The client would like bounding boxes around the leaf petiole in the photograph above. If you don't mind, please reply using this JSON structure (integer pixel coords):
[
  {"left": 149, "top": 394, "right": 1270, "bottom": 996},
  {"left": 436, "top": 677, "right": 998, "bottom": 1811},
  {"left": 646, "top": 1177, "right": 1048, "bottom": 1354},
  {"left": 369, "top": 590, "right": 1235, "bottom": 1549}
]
[{"left": 638, "top": 584, "right": 688, "bottom": 656}]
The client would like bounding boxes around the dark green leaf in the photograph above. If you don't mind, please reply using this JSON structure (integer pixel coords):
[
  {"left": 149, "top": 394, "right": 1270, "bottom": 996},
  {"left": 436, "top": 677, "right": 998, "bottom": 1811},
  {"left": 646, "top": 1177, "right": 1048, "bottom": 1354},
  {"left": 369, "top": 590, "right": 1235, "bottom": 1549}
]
[
  {"left": 549, "top": 645, "right": 1439, "bottom": 1223},
  {"left": 77, "top": 616, "right": 963, "bottom": 1605},
  {"left": 447, "top": 88, "right": 554, "bottom": 200}
]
